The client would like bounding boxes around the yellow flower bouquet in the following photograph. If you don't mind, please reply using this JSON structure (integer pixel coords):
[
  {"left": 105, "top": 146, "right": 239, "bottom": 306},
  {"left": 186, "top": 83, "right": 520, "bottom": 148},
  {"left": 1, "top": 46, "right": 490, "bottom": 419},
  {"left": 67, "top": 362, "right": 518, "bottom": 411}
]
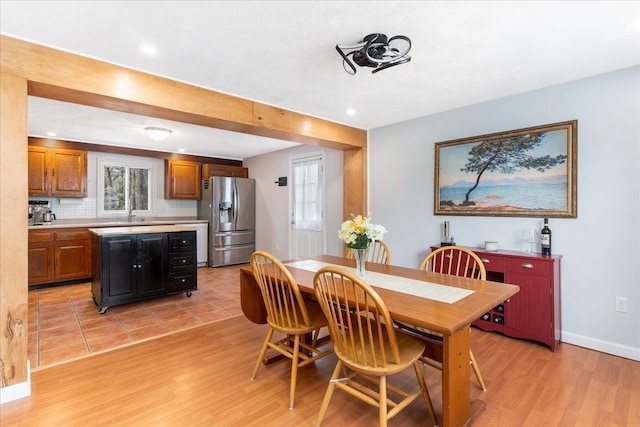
[{"left": 338, "top": 214, "right": 386, "bottom": 250}]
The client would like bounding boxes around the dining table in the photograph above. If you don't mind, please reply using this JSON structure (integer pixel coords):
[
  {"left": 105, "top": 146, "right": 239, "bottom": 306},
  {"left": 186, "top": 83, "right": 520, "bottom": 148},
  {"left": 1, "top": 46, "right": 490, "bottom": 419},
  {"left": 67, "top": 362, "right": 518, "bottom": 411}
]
[{"left": 239, "top": 254, "right": 520, "bottom": 427}]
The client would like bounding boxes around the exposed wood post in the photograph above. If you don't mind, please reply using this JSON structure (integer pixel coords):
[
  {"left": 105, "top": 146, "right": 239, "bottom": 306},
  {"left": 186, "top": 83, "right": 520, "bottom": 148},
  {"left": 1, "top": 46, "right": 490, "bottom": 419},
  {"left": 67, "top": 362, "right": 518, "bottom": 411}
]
[{"left": 0, "top": 72, "right": 29, "bottom": 387}]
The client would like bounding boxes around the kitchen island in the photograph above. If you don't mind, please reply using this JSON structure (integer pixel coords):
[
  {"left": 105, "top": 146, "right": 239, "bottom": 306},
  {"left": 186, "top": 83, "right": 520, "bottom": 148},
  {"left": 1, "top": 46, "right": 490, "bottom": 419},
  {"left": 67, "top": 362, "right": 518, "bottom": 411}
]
[
  {"left": 90, "top": 225, "right": 197, "bottom": 313},
  {"left": 28, "top": 218, "right": 207, "bottom": 287}
]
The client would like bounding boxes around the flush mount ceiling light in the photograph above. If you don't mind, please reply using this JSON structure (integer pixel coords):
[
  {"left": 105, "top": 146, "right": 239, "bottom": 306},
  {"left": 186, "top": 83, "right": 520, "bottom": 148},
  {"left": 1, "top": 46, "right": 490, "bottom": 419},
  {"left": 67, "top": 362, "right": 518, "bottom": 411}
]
[
  {"left": 144, "top": 126, "right": 172, "bottom": 141},
  {"left": 336, "top": 33, "right": 411, "bottom": 75}
]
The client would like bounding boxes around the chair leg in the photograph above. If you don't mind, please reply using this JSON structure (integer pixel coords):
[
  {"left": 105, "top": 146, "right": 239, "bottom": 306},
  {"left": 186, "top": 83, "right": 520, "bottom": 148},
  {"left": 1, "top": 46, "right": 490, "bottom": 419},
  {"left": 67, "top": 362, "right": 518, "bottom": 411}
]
[
  {"left": 315, "top": 360, "right": 342, "bottom": 427},
  {"left": 469, "top": 349, "right": 486, "bottom": 391},
  {"left": 289, "top": 334, "right": 301, "bottom": 410},
  {"left": 251, "top": 328, "right": 274, "bottom": 380},
  {"left": 413, "top": 361, "right": 438, "bottom": 426},
  {"left": 378, "top": 375, "right": 388, "bottom": 427}
]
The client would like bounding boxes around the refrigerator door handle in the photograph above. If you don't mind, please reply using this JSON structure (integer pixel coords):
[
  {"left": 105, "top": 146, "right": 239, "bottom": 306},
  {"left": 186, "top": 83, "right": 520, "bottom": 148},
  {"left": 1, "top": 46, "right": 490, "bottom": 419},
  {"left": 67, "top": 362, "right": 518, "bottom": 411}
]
[{"left": 233, "top": 180, "right": 239, "bottom": 230}]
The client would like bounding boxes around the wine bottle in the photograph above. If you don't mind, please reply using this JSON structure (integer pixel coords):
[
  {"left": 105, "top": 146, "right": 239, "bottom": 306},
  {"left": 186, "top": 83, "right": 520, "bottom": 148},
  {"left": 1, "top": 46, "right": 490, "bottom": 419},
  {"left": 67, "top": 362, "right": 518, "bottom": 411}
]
[{"left": 541, "top": 218, "right": 552, "bottom": 255}]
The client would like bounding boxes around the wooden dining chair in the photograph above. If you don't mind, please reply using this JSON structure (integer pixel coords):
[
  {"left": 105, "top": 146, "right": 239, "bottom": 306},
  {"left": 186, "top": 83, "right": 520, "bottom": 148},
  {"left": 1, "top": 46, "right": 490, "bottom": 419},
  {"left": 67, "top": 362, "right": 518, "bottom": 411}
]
[
  {"left": 396, "top": 245, "right": 488, "bottom": 391},
  {"left": 313, "top": 266, "right": 437, "bottom": 427},
  {"left": 345, "top": 240, "right": 391, "bottom": 265},
  {"left": 249, "top": 251, "right": 333, "bottom": 410}
]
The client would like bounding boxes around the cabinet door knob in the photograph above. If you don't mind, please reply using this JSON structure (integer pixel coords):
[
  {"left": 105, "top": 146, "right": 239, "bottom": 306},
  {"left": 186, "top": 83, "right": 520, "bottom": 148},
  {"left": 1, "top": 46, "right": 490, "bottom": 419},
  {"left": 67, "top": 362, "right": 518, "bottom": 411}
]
[
  {"left": 182, "top": 240, "right": 186, "bottom": 244},
  {"left": 481, "top": 258, "right": 490, "bottom": 263},
  {"left": 182, "top": 259, "right": 186, "bottom": 263},
  {"left": 181, "top": 279, "right": 186, "bottom": 283},
  {"left": 521, "top": 263, "right": 534, "bottom": 269}
]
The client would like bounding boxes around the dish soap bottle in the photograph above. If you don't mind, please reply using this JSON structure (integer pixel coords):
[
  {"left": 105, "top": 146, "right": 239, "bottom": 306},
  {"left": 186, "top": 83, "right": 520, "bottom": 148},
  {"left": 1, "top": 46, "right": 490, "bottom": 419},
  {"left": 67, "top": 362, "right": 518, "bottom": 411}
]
[{"left": 540, "top": 218, "right": 551, "bottom": 255}]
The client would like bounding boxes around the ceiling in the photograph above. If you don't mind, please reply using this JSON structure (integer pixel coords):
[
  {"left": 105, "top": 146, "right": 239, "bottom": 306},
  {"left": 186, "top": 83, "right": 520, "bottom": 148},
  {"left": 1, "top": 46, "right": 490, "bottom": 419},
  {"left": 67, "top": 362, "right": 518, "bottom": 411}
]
[{"left": 1, "top": 1, "right": 639, "bottom": 160}]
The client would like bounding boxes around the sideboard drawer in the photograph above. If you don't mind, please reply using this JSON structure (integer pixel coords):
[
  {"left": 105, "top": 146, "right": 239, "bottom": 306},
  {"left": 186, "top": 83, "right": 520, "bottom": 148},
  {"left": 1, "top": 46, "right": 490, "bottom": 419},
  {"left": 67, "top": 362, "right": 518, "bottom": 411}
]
[
  {"left": 504, "top": 258, "right": 553, "bottom": 276},
  {"left": 477, "top": 253, "right": 505, "bottom": 273}
]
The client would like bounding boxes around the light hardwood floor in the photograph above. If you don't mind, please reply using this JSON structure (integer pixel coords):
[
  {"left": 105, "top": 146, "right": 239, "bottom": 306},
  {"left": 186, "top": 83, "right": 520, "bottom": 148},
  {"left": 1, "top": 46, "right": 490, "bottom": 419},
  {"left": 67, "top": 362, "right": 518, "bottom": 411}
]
[{"left": 3, "top": 266, "right": 639, "bottom": 427}]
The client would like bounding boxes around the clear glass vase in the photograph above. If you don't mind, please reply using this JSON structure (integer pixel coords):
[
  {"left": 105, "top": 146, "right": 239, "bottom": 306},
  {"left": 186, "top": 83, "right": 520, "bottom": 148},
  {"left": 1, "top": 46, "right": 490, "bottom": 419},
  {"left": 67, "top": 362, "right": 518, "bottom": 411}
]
[{"left": 352, "top": 248, "right": 367, "bottom": 277}]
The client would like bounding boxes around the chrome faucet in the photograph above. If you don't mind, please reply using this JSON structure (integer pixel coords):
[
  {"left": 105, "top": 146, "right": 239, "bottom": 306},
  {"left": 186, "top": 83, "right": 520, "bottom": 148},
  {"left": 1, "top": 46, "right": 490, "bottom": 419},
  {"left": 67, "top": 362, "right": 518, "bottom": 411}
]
[{"left": 128, "top": 195, "right": 135, "bottom": 222}]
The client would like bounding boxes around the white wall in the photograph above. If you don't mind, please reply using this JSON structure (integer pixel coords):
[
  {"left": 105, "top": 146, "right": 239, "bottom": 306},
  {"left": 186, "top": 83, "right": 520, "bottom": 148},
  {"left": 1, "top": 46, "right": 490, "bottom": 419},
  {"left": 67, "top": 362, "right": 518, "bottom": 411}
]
[
  {"left": 368, "top": 66, "right": 640, "bottom": 360},
  {"left": 244, "top": 145, "right": 344, "bottom": 261}
]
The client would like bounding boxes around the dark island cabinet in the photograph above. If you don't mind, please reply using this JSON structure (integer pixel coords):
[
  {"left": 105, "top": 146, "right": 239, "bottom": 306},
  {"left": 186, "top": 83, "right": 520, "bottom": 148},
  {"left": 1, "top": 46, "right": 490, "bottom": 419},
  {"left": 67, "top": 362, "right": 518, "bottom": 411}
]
[
  {"left": 167, "top": 231, "right": 197, "bottom": 293},
  {"left": 91, "top": 227, "right": 197, "bottom": 313}
]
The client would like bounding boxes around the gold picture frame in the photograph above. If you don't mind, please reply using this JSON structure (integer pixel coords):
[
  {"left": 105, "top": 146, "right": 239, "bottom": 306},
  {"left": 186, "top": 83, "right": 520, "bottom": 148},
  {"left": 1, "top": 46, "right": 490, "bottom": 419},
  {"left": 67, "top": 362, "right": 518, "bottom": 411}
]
[{"left": 434, "top": 120, "right": 577, "bottom": 218}]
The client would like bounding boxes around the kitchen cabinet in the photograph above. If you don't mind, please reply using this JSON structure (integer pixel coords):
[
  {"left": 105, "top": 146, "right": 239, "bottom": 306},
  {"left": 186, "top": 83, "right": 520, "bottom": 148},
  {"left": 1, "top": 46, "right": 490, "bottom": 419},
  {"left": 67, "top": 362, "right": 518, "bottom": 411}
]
[
  {"left": 28, "top": 229, "right": 91, "bottom": 286},
  {"left": 165, "top": 159, "right": 201, "bottom": 200},
  {"left": 91, "top": 227, "right": 197, "bottom": 313},
  {"left": 28, "top": 146, "right": 88, "bottom": 197},
  {"left": 202, "top": 163, "right": 248, "bottom": 178},
  {"left": 431, "top": 246, "right": 562, "bottom": 351}
]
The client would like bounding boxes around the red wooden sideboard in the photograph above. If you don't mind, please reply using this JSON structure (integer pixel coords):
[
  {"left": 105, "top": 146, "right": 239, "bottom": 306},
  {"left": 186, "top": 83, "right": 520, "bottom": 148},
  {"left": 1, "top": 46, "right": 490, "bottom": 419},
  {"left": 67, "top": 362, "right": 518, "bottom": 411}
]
[{"left": 431, "top": 246, "right": 562, "bottom": 351}]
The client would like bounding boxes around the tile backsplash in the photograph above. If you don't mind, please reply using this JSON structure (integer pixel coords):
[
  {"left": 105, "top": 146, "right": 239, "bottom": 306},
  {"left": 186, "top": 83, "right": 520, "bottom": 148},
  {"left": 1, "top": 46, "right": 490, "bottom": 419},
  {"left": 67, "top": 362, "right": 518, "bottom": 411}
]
[{"left": 30, "top": 197, "right": 198, "bottom": 219}]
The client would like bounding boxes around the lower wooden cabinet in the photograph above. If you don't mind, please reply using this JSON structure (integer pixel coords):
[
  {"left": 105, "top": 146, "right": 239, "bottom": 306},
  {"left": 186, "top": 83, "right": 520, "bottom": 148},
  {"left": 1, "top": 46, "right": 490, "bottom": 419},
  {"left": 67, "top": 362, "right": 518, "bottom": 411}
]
[
  {"left": 28, "top": 229, "right": 91, "bottom": 286},
  {"left": 91, "top": 229, "right": 197, "bottom": 313}
]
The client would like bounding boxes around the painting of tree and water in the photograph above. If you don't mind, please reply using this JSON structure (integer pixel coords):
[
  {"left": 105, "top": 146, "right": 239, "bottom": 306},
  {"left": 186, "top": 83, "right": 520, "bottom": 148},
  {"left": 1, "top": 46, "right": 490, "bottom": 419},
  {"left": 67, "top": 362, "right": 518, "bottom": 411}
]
[{"left": 434, "top": 120, "right": 577, "bottom": 218}]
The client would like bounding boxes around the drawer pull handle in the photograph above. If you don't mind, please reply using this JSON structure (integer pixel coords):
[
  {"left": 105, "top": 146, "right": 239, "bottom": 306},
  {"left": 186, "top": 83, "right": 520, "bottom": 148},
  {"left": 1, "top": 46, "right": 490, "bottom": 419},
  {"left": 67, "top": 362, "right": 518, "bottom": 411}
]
[
  {"left": 521, "top": 263, "right": 534, "bottom": 269},
  {"left": 445, "top": 254, "right": 453, "bottom": 259},
  {"left": 481, "top": 258, "right": 490, "bottom": 263}
]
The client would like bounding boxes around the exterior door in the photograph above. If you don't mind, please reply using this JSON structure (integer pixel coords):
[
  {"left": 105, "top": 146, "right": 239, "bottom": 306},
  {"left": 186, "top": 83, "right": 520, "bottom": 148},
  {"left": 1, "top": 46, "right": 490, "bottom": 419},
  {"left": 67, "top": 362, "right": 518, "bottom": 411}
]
[{"left": 290, "top": 153, "right": 325, "bottom": 258}]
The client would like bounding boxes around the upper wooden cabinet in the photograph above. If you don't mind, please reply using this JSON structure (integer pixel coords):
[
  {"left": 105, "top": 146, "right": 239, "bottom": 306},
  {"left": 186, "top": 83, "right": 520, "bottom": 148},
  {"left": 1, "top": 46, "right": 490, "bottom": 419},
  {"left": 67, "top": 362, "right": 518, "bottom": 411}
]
[
  {"left": 203, "top": 163, "right": 248, "bottom": 178},
  {"left": 28, "top": 146, "right": 88, "bottom": 197},
  {"left": 165, "top": 159, "right": 202, "bottom": 200}
]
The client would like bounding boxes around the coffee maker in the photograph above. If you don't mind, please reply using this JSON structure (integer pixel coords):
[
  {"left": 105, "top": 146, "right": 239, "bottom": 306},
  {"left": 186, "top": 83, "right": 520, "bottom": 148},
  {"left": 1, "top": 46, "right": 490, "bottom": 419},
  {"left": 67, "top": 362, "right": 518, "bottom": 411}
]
[{"left": 29, "top": 200, "right": 55, "bottom": 224}]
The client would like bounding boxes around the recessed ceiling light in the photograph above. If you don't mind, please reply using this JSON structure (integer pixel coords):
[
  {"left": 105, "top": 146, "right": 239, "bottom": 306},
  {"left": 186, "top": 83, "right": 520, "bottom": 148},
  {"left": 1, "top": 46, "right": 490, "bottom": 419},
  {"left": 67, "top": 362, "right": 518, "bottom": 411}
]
[
  {"left": 139, "top": 42, "right": 158, "bottom": 55},
  {"left": 46, "top": 132, "right": 57, "bottom": 137},
  {"left": 346, "top": 108, "right": 356, "bottom": 116}
]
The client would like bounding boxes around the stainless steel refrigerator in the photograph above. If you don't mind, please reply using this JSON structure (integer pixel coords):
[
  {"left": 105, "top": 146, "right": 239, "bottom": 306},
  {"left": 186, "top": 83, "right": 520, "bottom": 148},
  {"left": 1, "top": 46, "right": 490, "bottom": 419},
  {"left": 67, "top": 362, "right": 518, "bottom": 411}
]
[{"left": 198, "top": 177, "right": 255, "bottom": 267}]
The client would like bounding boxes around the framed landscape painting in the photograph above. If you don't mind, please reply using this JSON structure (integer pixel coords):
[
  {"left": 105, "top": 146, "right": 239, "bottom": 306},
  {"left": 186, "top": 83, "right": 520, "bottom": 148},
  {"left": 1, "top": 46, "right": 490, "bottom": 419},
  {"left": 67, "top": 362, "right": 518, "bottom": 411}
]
[{"left": 434, "top": 120, "right": 577, "bottom": 218}]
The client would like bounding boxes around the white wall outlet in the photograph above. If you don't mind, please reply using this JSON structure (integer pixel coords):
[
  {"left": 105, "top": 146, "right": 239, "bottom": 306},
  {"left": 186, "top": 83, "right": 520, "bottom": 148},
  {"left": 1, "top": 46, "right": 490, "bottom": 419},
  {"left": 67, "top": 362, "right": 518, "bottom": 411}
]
[{"left": 615, "top": 296, "right": 628, "bottom": 313}]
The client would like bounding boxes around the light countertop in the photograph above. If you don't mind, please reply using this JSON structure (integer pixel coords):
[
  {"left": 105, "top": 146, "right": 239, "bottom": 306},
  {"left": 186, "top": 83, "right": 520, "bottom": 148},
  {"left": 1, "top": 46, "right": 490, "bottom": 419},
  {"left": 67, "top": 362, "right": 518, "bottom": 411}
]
[
  {"left": 28, "top": 217, "right": 207, "bottom": 230},
  {"left": 89, "top": 225, "right": 198, "bottom": 236}
]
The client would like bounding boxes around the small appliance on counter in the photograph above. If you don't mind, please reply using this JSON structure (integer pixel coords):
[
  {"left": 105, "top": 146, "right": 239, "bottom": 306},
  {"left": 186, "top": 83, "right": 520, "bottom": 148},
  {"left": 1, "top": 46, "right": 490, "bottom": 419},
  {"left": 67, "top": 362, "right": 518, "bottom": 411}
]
[
  {"left": 29, "top": 200, "right": 55, "bottom": 224},
  {"left": 440, "top": 221, "right": 455, "bottom": 246}
]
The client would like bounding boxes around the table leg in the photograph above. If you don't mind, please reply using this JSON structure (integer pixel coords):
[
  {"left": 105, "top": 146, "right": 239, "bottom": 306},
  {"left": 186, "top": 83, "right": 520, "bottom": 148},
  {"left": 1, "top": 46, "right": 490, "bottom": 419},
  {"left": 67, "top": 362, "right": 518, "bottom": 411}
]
[{"left": 442, "top": 325, "right": 471, "bottom": 427}]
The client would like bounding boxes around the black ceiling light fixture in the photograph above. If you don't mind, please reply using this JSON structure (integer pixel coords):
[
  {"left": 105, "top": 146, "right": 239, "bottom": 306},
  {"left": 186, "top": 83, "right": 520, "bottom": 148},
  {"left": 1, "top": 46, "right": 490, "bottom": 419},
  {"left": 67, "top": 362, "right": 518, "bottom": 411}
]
[{"left": 336, "top": 33, "right": 411, "bottom": 75}]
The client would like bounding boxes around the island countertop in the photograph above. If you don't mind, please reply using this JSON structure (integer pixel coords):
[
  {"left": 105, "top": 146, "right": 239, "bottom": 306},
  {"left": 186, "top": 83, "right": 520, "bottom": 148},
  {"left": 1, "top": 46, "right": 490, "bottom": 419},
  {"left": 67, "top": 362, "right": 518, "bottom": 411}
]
[
  {"left": 29, "top": 217, "right": 207, "bottom": 230},
  {"left": 89, "top": 225, "right": 197, "bottom": 236}
]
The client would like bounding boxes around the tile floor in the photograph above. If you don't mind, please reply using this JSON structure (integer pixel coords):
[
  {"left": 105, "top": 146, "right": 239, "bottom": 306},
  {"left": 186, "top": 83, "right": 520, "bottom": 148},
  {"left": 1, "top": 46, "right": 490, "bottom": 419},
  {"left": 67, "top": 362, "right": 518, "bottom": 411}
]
[{"left": 28, "top": 264, "right": 245, "bottom": 369}]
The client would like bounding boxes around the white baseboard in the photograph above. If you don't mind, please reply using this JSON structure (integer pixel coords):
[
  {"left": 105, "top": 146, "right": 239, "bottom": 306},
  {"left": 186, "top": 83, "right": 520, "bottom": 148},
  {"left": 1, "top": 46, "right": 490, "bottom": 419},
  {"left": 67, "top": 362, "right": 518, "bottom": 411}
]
[
  {"left": 562, "top": 332, "right": 640, "bottom": 361},
  {"left": 0, "top": 361, "right": 31, "bottom": 404}
]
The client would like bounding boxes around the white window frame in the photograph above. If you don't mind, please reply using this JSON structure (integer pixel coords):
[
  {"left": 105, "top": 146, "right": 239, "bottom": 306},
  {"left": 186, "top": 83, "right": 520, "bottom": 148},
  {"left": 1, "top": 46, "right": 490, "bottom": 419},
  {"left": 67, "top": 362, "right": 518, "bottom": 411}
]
[{"left": 97, "top": 156, "right": 155, "bottom": 218}]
